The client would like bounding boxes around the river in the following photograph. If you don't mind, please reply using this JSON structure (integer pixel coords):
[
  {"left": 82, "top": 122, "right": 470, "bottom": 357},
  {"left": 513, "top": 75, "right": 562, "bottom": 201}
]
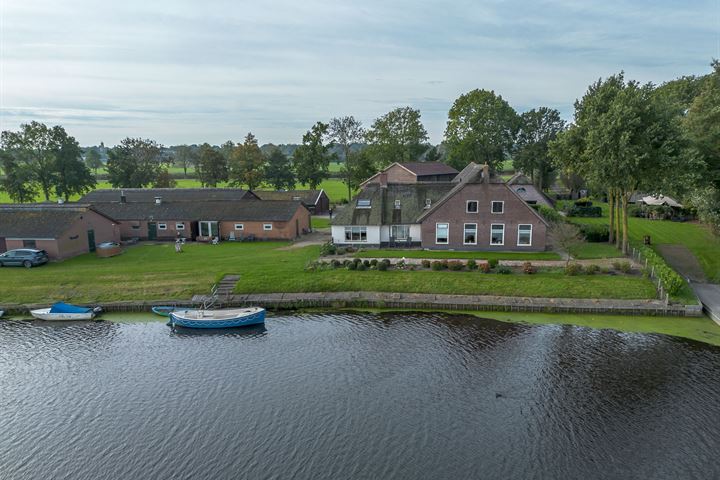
[{"left": 1, "top": 312, "right": 718, "bottom": 479}]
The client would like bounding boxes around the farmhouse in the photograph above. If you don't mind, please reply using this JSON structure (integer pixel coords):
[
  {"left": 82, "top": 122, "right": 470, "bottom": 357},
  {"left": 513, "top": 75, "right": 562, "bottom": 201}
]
[
  {"left": 506, "top": 173, "right": 554, "bottom": 208},
  {"left": 0, "top": 204, "right": 120, "bottom": 259},
  {"left": 254, "top": 189, "right": 330, "bottom": 214},
  {"left": 332, "top": 163, "right": 548, "bottom": 251},
  {"left": 361, "top": 161, "right": 459, "bottom": 186}
]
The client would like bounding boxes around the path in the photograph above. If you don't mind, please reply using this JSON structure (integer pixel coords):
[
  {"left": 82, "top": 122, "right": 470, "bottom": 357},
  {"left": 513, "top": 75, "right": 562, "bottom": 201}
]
[{"left": 277, "top": 230, "right": 330, "bottom": 250}]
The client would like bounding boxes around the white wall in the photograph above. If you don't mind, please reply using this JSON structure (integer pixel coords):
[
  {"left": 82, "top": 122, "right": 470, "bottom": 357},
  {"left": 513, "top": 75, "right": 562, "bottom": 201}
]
[
  {"left": 332, "top": 225, "right": 381, "bottom": 245},
  {"left": 380, "top": 225, "right": 422, "bottom": 242}
]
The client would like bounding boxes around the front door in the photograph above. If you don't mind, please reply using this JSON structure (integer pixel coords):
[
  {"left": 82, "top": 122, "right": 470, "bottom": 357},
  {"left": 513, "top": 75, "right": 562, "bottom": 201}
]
[
  {"left": 87, "top": 230, "right": 96, "bottom": 252},
  {"left": 148, "top": 222, "right": 157, "bottom": 240}
]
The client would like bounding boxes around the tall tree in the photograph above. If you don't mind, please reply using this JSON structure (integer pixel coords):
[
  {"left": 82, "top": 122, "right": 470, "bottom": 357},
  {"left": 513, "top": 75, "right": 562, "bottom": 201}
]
[
  {"left": 513, "top": 107, "right": 566, "bottom": 190},
  {"left": 229, "top": 133, "right": 265, "bottom": 190},
  {"left": 444, "top": 89, "right": 519, "bottom": 172},
  {"left": 0, "top": 121, "right": 58, "bottom": 201},
  {"left": 0, "top": 152, "right": 37, "bottom": 202},
  {"left": 84, "top": 148, "right": 103, "bottom": 175},
  {"left": 52, "top": 126, "right": 95, "bottom": 201},
  {"left": 365, "top": 107, "right": 428, "bottom": 167},
  {"left": 106, "top": 137, "right": 163, "bottom": 188},
  {"left": 328, "top": 116, "right": 365, "bottom": 201},
  {"left": 343, "top": 149, "right": 377, "bottom": 193},
  {"left": 196, "top": 143, "right": 228, "bottom": 187},
  {"left": 173, "top": 145, "right": 198, "bottom": 178},
  {"left": 153, "top": 168, "right": 177, "bottom": 188},
  {"left": 685, "top": 60, "right": 720, "bottom": 192},
  {"left": 264, "top": 147, "right": 295, "bottom": 190},
  {"left": 424, "top": 146, "right": 442, "bottom": 162},
  {"left": 293, "top": 122, "right": 335, "bottom": 189}
]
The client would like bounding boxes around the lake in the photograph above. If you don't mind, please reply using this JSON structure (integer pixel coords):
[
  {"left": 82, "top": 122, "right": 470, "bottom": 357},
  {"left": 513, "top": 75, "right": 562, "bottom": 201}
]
[{"left": 1, "top": 313, "right": 719, "bottom": 479}]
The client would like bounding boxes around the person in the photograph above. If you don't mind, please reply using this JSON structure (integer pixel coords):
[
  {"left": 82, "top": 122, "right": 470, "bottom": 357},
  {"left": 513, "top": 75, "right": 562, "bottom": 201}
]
[{"left": 175, "top": 238, "right": 183, "bottom": 253}]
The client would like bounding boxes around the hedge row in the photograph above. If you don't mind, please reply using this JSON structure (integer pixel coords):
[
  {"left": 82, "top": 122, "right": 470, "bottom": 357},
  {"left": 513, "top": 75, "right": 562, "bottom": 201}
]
[{"left": 637, "top": 245, "right": 685, "bottom": 296}]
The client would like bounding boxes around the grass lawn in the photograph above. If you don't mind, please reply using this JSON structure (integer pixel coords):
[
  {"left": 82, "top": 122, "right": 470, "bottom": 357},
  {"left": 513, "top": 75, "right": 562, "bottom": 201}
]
[
  {"left": 311, "top": 217, "right": 331, "bottom": 229},
  {"left": 0, "top": 243, "right": 657, "bottom": 304},
  {"left": 569, "top": 205, "right": 720, "bottom": 281},
  {"left": 569, "top": 242, "right": 624, "bottom": 260},
  {"left": 355, "top": 249, "right": 561, "bottom": 261}
]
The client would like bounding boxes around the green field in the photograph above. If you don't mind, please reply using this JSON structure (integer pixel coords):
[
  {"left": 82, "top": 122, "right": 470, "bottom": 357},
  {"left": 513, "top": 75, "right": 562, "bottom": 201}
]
[
  {"left": 0, "top": 242, "right": 657, "bottom": 305},
  {"left": 311, "top": 217, "right": 331, "bottom": 229},
  {"left": 569, "top": 242, "right": 624, "bottom": 260},
  {"left": 355, "top": 249, "right": 561, "bottom": 261}
]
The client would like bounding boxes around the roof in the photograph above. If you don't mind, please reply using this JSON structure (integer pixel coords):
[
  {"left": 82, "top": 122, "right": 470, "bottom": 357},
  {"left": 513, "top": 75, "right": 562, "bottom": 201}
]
[
  {"left": 398, "top": 162, "right": 458, "bottom": 177},
  {"left": 254, "top": 189, "right": 325, "bottom": 205},
  {"left": 90, "top": 200, "right": 306, "bottom": 222},
  {"left": 508, "top": 184, "right": 554, "bottom": 208},
  {"left": 80, "top": 188, "right": 257, "bottom": 203},
  {"left": 452, "top": 162, "right": 504, "bottom": 184},
  {"left": 332, "top": 183, "right": 454, "bottom": 226},
  {"left": 506, "top": 173, "right": 532, "bottom": 185},
  {"left": 0, "top": 204, "right": 117, "bottom": 239},
  {"left": 641, "top": 195, "right": 683, "bottom": 208}
]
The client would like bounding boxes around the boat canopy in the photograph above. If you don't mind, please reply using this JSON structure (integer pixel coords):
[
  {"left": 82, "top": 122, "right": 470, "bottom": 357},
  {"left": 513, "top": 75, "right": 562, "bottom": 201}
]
[{"left": 50, "top": 302, "right": 92, "bottom": 314}]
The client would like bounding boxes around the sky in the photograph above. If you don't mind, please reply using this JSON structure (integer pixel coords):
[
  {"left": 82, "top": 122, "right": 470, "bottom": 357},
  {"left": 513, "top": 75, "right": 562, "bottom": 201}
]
[{"left": 1, "top": 0, "right": 718, "bottom": 146}]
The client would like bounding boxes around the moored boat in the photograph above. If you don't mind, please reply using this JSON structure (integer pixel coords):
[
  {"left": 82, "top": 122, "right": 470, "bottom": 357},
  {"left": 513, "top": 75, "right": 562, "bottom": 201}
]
[
  {"left": 30, "top": 302, "right": 102, "bottom": 321},
  {"left": 152, "top": 306, "right": 178, "bottom": 317},
  {"left": 169, "top": 307, "right": 265, "bottom": 329}
]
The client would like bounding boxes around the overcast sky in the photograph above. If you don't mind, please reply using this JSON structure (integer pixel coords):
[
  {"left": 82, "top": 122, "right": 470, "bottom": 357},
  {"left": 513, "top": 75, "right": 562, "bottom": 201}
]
[{"left": 1, "top": 0, "right": 718, "bottom": 146}]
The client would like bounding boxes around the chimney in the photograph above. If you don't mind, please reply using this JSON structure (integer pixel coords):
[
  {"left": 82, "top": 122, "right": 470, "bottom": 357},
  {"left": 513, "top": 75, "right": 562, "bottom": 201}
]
[
  {"left": 482, "top": 164, "right": 489, "bottom": 183},
  {"left": 120, "top": 191, "right": 126, "bottom": 203},
  {"left": 379, "top": 172, "right": 388, "bottom": 188},
  {"left": 155, "top": 196, "right": 162, "bottom": 205}
]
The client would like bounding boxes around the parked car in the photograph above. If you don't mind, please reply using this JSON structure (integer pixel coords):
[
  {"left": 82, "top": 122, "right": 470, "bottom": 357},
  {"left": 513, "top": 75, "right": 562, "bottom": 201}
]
[{"left": 0, "top": 249, "right": 49, "bottom": 268}]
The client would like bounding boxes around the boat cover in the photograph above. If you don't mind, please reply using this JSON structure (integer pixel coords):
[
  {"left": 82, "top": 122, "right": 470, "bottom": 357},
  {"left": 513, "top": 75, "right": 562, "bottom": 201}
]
[{"left": 49, "top": 302, "right": 92, "bottom": 314}]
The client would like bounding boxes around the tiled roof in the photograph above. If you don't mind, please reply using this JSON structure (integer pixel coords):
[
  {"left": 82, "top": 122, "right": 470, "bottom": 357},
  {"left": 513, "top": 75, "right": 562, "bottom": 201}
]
[
  {"left": 254, "top": 190, "right": 324, "bottom": 205},
  {"left": 91, "top": 200, "right": 305, "bottom": 222},
  {"left": 399, "top": 162, "right": 459, "bottom": 177},
  {"left": 80, "top": 188, "right": 256, "bottom": 203},
  {"left": 0, "top": 204, "right": 114, "bottom": 238}
]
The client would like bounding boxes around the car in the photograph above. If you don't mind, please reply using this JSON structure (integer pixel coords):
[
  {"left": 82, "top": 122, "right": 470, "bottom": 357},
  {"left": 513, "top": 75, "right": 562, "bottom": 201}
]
[{"left": 0, "top": 249, "right": 50, "bottom": 268}]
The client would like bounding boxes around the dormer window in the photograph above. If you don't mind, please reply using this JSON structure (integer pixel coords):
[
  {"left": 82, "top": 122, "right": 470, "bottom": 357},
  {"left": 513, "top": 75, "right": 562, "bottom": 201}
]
[
  {"left": 394, "top": 199, "right": 401, "bottom": 209},
  {"left": 425, "top": 199, "right": 432, "bottom": 209},
  {"left": 466, "top": 200, "right": 478, "bottom": 213},
  {"left": 356, "top": 199, "right": 371, "bottom": 208}
]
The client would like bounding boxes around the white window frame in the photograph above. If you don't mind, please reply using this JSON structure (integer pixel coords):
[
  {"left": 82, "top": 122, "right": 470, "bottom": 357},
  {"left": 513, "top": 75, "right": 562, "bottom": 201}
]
[
  {"left": 199, "top": 221, "right": 218, "bottom": 237},
  {"left": 491, "top": 201, "right": 504, "bottom": 214},
  {"left": 263, "top": 224, "right": 272, "bottom": 231},
  {"left": 391, "top": 225, "right": 409, "bottom": 241},
  {"left": 435, "top": 223, "right": 449, "bottom": 245},
  {"left": 425, "top": 199, "right": 432, "bottom": 209},
  {"left": 463, "top": 223, "right": 477, "bottom": 245},
  {"left": 466, "top": 200, "right": 479, "bottom": 213},
  {"left": 158, "top": 223, "right": 167, "bottom": 230},
  {"left": 517, "top": 224, "right": 533, "bottom": 247},
  {"left": 490, "top": 224, "right": 505, "bottom": 246},
  {"left": 175, "top": 223, "right": 185, "bottom": 230},
  {"left": 394, "top": 199, "right": 401, "bottom": 209},
  {"left": 344, "top": 226, "right": 368, "bottom": 243},
  {"left": 234, "top": 224, "right": 244, "bottom": 230},
  {"left": 356, "top": 199, "right": 371, "bottom": 209}
]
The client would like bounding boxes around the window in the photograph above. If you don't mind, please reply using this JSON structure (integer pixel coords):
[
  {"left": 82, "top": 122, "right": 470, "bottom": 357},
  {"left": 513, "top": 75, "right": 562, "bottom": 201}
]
[
  {"left": 23, "top": 240, "right": 37, "bottom": 249},
  {"left": 234, "top": 224, "right": 244, "bottom": 230},
  {"left": 344, "top": 226, "right": 367, "bottom": 242},
  {"left": 131, "top": 225, "right": 140, "bottom": 230},
  {"left": 466, "top": 200, "right": 478, "bottom": 213},
  {"left": 435, "top": 223, "right": 449, "bottom": 244},
  {"left": 263, "top": 224, "right": 273, "bottom": 231},
  {"left": 176, "top": 223, "right": 185, "bottom": 230},
  {"left": 391, "top": 225, "right": 409, "bottom": 241},
  {"left": 490, "top": 224, "right": 505, "bottom": 245},
  {"left": 394, "top": 199, "right": 401, "bottom": 209},
  {"left": 491, "top": 201, "right": 504, "bottom": 214},
  {"left": 158, "top": 223, "right": 167, "bottom": 230},
  {"left": 356, "top": 199, "right": 371, "bottom": 208},
  {"left": 463, "top": 223, "right": 477, "bottom": 245},
  {"left": 424, "top": 199, "right": 432, "bottom": 209},
  {"left": 516, "top": 187, "right": 527, "bottom": 193},
  {"left": 518, "top": 224, "right": 532, "bottom": 246},
  {"left": 199, "top": 221, "right": 218, "bottom": 237}
]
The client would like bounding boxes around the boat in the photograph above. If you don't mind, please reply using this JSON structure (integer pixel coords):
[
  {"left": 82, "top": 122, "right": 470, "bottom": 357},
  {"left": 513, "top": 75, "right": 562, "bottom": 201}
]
[
  {"left": 169, "top": 307, "right": 265, "bottom": 329},
  {"left": 0, "top": 310, "right": 4, "bottom": 318},
  {"left": 30, "top": 302, "right": 102, "bottom": 321},
  {"left": 152, "top": 306, "right": 179, "bottom": 317}
]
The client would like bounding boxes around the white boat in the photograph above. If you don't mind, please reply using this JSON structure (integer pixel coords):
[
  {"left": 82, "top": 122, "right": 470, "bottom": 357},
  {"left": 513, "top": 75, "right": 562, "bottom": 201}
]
[
  {"left": 169, "top": 307, "right": 265, "bottom": 329},
  {"left": 0, "top": 310, "right": 4, "bottom": 318},
  {"left": 30, "top": 302, "right": 101, "bottom": 321}
]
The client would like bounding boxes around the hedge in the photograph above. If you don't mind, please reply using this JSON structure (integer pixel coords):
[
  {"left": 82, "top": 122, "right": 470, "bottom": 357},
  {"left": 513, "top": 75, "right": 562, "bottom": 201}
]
[
  {"left": 577, "top": 223, "right": 610, "bottom": 242},
  {"left": 637, "top": 245, "right": 685, "bottom": 296},
  {"left": 568, "top": 205, "right": 602, "bottom": 217}
]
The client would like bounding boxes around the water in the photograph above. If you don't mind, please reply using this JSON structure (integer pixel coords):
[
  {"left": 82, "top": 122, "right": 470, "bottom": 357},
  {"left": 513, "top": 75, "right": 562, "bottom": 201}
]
[{"left": 1, "top": 313, "right": 719, "bottom": 480}]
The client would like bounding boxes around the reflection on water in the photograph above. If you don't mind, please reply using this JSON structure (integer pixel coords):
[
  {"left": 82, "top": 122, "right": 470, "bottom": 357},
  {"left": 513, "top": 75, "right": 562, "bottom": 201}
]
[{"left": 0, "top": 313, "right": 718, "bottom": 480}]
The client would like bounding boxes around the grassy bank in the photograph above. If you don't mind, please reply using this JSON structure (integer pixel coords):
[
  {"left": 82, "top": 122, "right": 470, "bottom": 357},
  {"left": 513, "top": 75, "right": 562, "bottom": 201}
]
[
  {"left": 0, "top": 242, "right": 657, "bottom": 304},
  {"left": 354, "top": 249, "right": 561, "bottom": 261}
]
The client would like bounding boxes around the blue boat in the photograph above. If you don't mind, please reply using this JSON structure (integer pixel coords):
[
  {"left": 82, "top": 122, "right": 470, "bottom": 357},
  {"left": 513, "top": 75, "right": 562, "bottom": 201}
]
[{"left": 169, "top": 307, "right": 265, "bottom": 329}]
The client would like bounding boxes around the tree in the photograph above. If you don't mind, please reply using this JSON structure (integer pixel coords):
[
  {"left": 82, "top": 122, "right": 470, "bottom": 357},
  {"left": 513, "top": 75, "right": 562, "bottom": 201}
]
[
  {"left": 328, "top": 116, "right": 365, "bottom": 201},
  {"left": 174, "top": 145, "right": 199, "bottom": 178},
  {"left": 0, "top": 152, "right": 37, "bottom": 202},
  {"left": 365, "top": 107, "right": 428, "bottom": 167},
  {"left": 548, "top": 222, "right": 584, "bottom": 266},
  {"left": 264, "top": 147, "right": 295, "bottom": 190},
  {"left": 685, "top": 60, "right": 720, "bottom": 192},
  {"left": 293, "top": 122, "right": 335, "bottom": 189},
  {"left": 229, "top": 133, "right": 265, "bottom": 190},
  {"left": 52, "top": 126, "right": 95, "bottom": 201},
  {"left": 153, "top": 169, "right": 177, "bottom": 188},
  {"left": 0, "top": 121, "right": 58, "bottom": 201},
  {"left": 106, "top": 137, "right": 163, "bottom": 188},
  {"left": 424, "top": 146, "right": 442, "bottom": 162},
  {"left": 513, "top": 107, "right": 566, "bottom": 190},
  {"left": 84, "top": 148, "right": 103, "bottom": 175},
  {"left": 196, "top": 143, "right": 228, "bottom": 187},
  {"left": 343, "top": 149, "right": 377, "bottom": 192},
  {"left": 444, "top": 89, "right": 519, "bottom": 172}
]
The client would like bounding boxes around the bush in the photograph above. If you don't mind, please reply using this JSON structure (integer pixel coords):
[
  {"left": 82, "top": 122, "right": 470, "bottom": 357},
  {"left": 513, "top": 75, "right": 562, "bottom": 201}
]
[
  {"left": 336, "top": 247, "right": 347, "bottom": 255},
  {"left": 448, "top": 261, "right": 464, "bottom": 271},
  {"left": 488, "top": 258, "right": 499, "bottom": 269},
  {"left": 568, "top": 205, "right": 602, "bottom": 217},
  {"left": 370, "top": 259, "right": 378, "bottom": 267},
  {"left": 574, "top": 199, "right": 593, "bottom": 207},
  {"left": 347, "top": 262, "right": 357, "bottom": 270},
  {"left": 363, "top": 260, "right": 370, "bottom": 268},
  {"left": 497, "top": 266, "right": 512, "bottom": 274},
  {"left": 523, "top": 262, "right": 535, "bottom": 274},
  {"left": 577, "top": 223, "right": 610, "bottom": 242},
  {"left": 421, "top": 259, "right": 431, "bottom": 269},
  {"left": 396, "top": 260, "right": 405, "bottom": 269},
  {"left": 331, "top": 259, "right": 341, "bottom": 268},
  {"left": 357, "top": 263, "right": 367, "bottom": 271},
  {"left": 585, "top": 264, "right": 600, "bottom": 275},
  {"left": 353, "top": 257, "right": 362, "bottom": 265},
  {"left": 431, "top": 261, "right": 444, "bottom": 271},
  {"left": 538, "top": 205, "right": 563, "bottom": 224},
  {"left": 377, "top": 261, "right": 388, "bottom": 271},
  {"left": 320, "top": 242, "right": 336, "bottom": 256},
  {"left": 600, "top": 265, "right": 610, "bottom": 274},
  {"left": 467, "top": 259, "right": 478, "bottom": 270},
  {"left": 638, "top": 245, "right": 685, "bottom": 295},
  {"left": 612, "top": 260, "right": 632, "bottom": 274},
  {"left": 565, "top": 263, "right": 584, "bottom": 276},
  {"left": 480, "top": 262, "right": 491, "bottom": 273}
]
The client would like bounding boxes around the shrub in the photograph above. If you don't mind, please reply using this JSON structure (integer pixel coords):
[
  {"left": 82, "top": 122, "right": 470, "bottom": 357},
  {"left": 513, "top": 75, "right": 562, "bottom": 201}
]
[
  {"left": 612, "top": 260, "right": 631, "bottom": 274},
  {"left": 363, "top": 260, "right": 370, "bottom": 268},
  {"left": 497, "top": 266, "right": 512, "bottom": 274},
  {"left": 538, "top": 205, "right": 563, "bottom": 224},
  {"left": 345, "top": 246, "right": 356, "bottom": 253},
  {"left": 480, "top": 262, "right": 491, "bottom": 273},
  {"left": 523, "top": 262, "right": 535, "bottom": 274},
  {"left": 396, "top": 260, "right": 405, "bottom": 269},
  {"left": 637, "top": 245, "right": 685, "bottom": 295},
  {"left": 467, "top": 259, "right": 478, "bottom": 270},
  {"left": 431, "top": 261, "right": 444, "bottom": 271},
  {"left": 585, "top": 264, "right": 601, "bottom": 275},
  {"left": 577, "top": 223, "right": 609, "bottom": 242},
  {"left": 320, "top": 242, "right": 336, "bottom": 256},
  {"left": 377, "top": 261, "right": 388, "bottom": 271},
  {"left": 488, "top": 258, "right": 499, "bottom": 269},
  {"left": 568, "top": 205, "right": 602, "bottom": 217},
  {"left": 357, "top": 263, "right": 367, "bottom": 271},
  {"left": 370, "top": 259, "right": 378, "bottom": 267},
  {"left": 574, "top": 199, "right": 593, "bottom": 207},
  {"left": 330, "top": 259, "right": 341, "bottom": 268},
  {"left": 347, "top": 262, "right": 357, "bottom": 270},
  {"left": 381, "top": 259, "right": 391, "bottom": 267},
  {"left": 448, "top": 261, "right": 464, "bottom": 271},
  {"left": 441, "top": 260, "right": 449, "bottom": 270},
  {"left": 343, "top": 259, "right": 351, "bottom": 266},
  {"left": 421, "top": 259, "right": 431, "bottom": 269},
  {"left": 353, "top": 257, "right": 362, "bottom": 265},
  {"left": 600, "top": 265, "right": 610, "bottom": 274},
  {"left": 565, "top": 263, "right": 583, "bottom": 276},
  {"left": 336, "top": 247, "right": 347, "bottom": 255}
]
